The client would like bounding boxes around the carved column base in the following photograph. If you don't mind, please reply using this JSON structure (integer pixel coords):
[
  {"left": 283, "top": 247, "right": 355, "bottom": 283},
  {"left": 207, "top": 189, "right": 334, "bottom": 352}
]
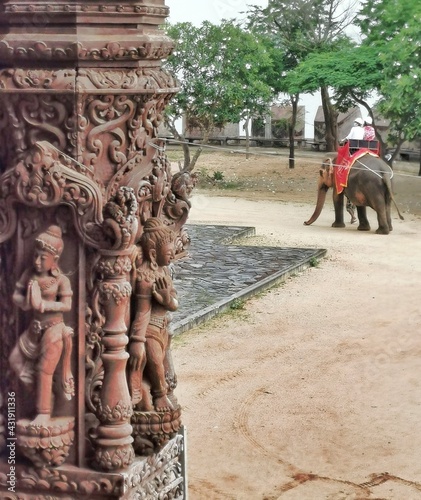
[
  {"left": 0, "top": 431, "right": 185, "bottom": 500},
  {"left": 132, "top": 407, "right": 182, "bottom": 456},
  {"left": 92, "top": 442, "right": 135, "bottom": 472},
  {"left": 17, "top": 417, "right": 75, "bottom": 468}
]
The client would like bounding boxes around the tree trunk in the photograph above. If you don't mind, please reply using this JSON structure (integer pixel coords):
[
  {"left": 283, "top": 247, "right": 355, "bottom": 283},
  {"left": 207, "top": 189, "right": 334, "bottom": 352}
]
[
  {"left": 188, "top": 128, "right": 210, "bottom": 172},
  {"left": 166, "top": 120, "right": 191, "bottom": 170},
  {"left": 388, "top": 136, "right": 406, "bottom": 166},
  {"left": 418, "top": 142, "right": 421, "bottom": 176},
  {"left": 245, "top": 114, "right": 251, "bottom": 160},
  {"left": 321, "top": 86, "right": 338, "bottom": 152},
  {"left": 288, "top": 93, "right": 299, "bottom": 169}
]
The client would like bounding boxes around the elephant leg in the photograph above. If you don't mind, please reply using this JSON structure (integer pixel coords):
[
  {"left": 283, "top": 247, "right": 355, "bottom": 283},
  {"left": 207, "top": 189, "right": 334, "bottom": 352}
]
[
  {"left": 357, "top": 206, "right": 371, "bottom": 231},
  {"left": 332, "top": 192, "right": 345, "bottom": 228},
  {"left": 346, "top": 198, "right": 357, "bottom": 224},
  {"left": 375, "top": 206, "right": 390, "bottom": 234}
]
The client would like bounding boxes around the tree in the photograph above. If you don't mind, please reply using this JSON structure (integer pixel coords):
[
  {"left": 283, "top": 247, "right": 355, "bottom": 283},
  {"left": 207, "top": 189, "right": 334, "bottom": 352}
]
[
  {"left": 284, "top": 42, "right": 388, "bottom": 151},
  {"left": 163, "top": 21, "right": 276, "bottom": 170},
  {"left": 248, "top": 0, "right": 358, "bottom": 152},
  {"left": 357, "top": 0, "right": 421, "bottom": 171}
]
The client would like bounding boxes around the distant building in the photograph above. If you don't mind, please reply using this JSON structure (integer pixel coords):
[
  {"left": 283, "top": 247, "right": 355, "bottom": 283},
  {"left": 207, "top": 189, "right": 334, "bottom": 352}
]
[
  {"left": 314, "top": 106, "right": 361, "bottom": 144},
  {"left": 183, "top": 117, "right": 239, "bottom": 141},
  {"left": 252, "top": 105, "right": 305, "bottom": 140}
]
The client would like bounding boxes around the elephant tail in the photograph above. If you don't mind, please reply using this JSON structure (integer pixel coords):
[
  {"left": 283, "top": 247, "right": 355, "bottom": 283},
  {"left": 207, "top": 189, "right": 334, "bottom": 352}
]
[{"left": 383, "top": 172, "right": 404, "bottom": 220}]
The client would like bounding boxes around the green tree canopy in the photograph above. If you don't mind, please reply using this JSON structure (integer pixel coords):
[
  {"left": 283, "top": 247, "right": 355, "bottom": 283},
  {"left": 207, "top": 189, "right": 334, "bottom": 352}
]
[
  {"left": 358, "top": 0, "right": 421, "bottom": 166},
  {"left": 163, "top": 21, "right": 277, "bottom": 169},
  {"left": 248, "top": 0, "right": 357, "bottom": 151}
]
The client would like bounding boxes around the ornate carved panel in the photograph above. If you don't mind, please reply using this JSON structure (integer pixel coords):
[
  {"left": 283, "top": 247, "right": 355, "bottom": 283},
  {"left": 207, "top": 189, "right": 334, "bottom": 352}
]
[{"left": 0, "top": 0, "right": 191, "bottom": 496}]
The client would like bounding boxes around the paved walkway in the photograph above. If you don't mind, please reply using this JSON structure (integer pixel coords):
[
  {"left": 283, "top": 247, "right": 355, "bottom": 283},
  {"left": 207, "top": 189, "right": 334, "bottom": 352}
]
[{"left": 171, "top": 224, "right": 326, "bottom": 334}]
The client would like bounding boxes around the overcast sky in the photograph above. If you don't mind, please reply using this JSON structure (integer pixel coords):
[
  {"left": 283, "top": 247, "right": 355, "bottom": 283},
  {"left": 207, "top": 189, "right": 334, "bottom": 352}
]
[{"left": 166, "top": 0, "right": 268, "bottom": 25}]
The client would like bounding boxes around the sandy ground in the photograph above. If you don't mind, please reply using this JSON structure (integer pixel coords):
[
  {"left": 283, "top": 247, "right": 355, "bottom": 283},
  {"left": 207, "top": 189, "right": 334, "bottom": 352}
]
[{"left": 169, "top": 149, "right": 421, "bottom": 499}]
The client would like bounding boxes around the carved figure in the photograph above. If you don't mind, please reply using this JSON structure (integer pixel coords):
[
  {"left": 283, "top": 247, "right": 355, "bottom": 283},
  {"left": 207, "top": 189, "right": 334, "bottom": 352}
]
[
  {"left": 128, "top": 218, "right": 178, "bottom": 412},
  {"left": 9, "top": 225, "right": 74, "bottom": 424}
]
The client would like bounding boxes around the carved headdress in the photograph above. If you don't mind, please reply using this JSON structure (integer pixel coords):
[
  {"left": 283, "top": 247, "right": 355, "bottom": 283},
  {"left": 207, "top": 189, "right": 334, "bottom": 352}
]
[
  {"left": 140, "top": 217, "right": 175, "bottom": 252},
  {"left": 35, "top": 225, "right": 64, "bottom": 256}
]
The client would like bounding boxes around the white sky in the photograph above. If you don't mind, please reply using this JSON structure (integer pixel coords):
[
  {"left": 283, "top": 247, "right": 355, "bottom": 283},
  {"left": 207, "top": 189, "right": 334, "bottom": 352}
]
[{"left": 166, "top": 1, "right": 268, "bottom": 26}]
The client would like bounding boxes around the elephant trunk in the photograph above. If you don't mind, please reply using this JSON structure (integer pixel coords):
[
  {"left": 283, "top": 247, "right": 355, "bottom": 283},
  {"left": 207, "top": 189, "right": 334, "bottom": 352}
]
[{"left": 304, "top": 184, "right": 329, "bottom": 225}]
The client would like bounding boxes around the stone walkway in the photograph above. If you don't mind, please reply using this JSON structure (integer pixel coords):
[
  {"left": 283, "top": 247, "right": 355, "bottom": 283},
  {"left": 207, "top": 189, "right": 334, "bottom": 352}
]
[{"left": 171, "top": 224, "right": 326, "bottom": 334}]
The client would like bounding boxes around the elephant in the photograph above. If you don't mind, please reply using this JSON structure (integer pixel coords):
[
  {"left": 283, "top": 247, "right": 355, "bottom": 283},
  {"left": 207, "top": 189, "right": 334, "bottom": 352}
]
[{"left": 304, "top": 153, "right": 404, "bottom": 234}]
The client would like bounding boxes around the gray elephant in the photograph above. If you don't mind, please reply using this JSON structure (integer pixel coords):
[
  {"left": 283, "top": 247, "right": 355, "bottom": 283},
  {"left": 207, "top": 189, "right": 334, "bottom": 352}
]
[{"left": 304, "top": 153, "right": 404, "bottom": 234}]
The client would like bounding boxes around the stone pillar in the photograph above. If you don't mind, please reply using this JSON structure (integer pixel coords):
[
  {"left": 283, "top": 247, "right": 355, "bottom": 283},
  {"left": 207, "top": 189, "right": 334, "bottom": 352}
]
[{"left": 0, "top": 1, "right": 190, "bottom": 497}]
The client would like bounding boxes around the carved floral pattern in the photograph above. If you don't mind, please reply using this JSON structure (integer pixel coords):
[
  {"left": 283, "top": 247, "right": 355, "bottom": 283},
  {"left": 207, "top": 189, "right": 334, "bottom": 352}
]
[
  {"left": 78, "top": 68, "right": 177, "bottom": 91},
  {"left": 0, "top": 466, "right": 120, "bottom": 496},
  {"left": 125, "top": 432, "right": 184, "bottom": 498},
  {"left": 0, "top": 68, "right": 76, "bottom": 91},
  {"left": 96, "top": 401, "right": 133, "bottom": 425},
  {"left": 0, "top": 40, "right": 174, "bottom": 63},
  {"left": 98, "top": 282, "right": 132, "bottom": 306},
  {"left": 132, "top": 408, "right": 182, "bottom": 456},
  {"left": 94, "top": 445, "right": 136, "bottom": 472},
  {"left": 0, "top": 433, "right": 184, "bottom": 497},
  {"left": 3, "top": 4, "right": 169, "bottom": 16},
  {"left": 0, "top": 141, "right": 103, "bottom": 246},
  {"left": 95, "top": 255, "right": 132, "bottom": 279},
  {"left": 16, "top": 418, "right": 75, "bottom": 468}
]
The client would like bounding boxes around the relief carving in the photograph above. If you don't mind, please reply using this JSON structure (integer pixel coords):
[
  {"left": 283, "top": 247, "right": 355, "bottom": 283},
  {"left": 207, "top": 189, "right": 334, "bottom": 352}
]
[
  {"left": 0, "top": 40, "right": 174, "bottom": 64},
  {"left": 0, "top": 69, "right": 76, "bottom": 91},
  {"left": 8, "top": 225, "right": 75, "bottom": 466},
  {"left": 0, "top": 0, "right": 188, "bottom": 492},
  {"left": 128, "top": 218, "right": 182, "bottom": 455},
  {"left": 0, "top": 92, "right": 75, "bottom": 166},
  {"left": 3, "top": 3, "right": 169, "bottom": 16},
  {"left": 90, "top": 188, "right": 140, "bottom": 471},
  {"left": 77, "top": 68, "right": 177, "bottom": 92},
  {"left": 0, "top": 141, "right": 104, "bottom": 246}
]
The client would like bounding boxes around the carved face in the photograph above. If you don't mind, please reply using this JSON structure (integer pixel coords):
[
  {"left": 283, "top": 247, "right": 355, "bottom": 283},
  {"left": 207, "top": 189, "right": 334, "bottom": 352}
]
[
  {"left": 155, "top": 242, "right": 175, "bottom": 267},
  {"left": 34, "top": 248, "right": 57, "bottom": 274}
]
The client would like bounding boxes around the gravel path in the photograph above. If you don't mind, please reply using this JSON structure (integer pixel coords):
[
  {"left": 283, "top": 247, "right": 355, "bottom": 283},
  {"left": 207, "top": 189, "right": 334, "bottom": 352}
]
[{"left": 173, "top": 193, "right": 421, "bottom": 499}]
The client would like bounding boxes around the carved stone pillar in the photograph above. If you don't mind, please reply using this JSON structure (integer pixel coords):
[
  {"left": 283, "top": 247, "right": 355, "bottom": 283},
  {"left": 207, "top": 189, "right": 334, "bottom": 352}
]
[{"left": 0, "top": 1, "right": 190, "bottom": 497}]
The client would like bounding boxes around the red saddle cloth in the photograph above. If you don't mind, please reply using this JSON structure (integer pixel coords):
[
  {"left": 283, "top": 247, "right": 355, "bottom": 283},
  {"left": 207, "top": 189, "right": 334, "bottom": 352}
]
[{"left": 335, "top": 142, "right": 380, "bottom": 194}]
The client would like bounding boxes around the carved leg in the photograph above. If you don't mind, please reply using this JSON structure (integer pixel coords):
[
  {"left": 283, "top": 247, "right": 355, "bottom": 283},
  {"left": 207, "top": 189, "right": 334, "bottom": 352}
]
[
  {"left": 34, "top": 330, "right": 63, "bottom": 421},
  {"left": 144, "top": 331, "right": 174, "bottom": 412}
]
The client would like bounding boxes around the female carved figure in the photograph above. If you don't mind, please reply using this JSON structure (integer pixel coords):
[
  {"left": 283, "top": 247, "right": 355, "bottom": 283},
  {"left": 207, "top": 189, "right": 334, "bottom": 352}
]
[
  {"left": 129, "top": 217, "right": 178, "bottom": 412},
  {"left": 9, "top": 225, "right": 74, "bottom": 424}
]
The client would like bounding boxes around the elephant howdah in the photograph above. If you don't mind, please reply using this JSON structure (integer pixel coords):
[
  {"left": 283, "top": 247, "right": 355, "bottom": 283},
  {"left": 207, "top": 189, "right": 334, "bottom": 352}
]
[{"left": 304, "top": 147, "right": 404, "bottom": 235}]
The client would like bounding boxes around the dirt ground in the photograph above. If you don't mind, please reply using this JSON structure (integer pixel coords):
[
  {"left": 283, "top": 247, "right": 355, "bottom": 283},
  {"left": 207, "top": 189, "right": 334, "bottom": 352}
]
[{"left": 168, "top": 147, "right": 421, "bottom": 500}]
